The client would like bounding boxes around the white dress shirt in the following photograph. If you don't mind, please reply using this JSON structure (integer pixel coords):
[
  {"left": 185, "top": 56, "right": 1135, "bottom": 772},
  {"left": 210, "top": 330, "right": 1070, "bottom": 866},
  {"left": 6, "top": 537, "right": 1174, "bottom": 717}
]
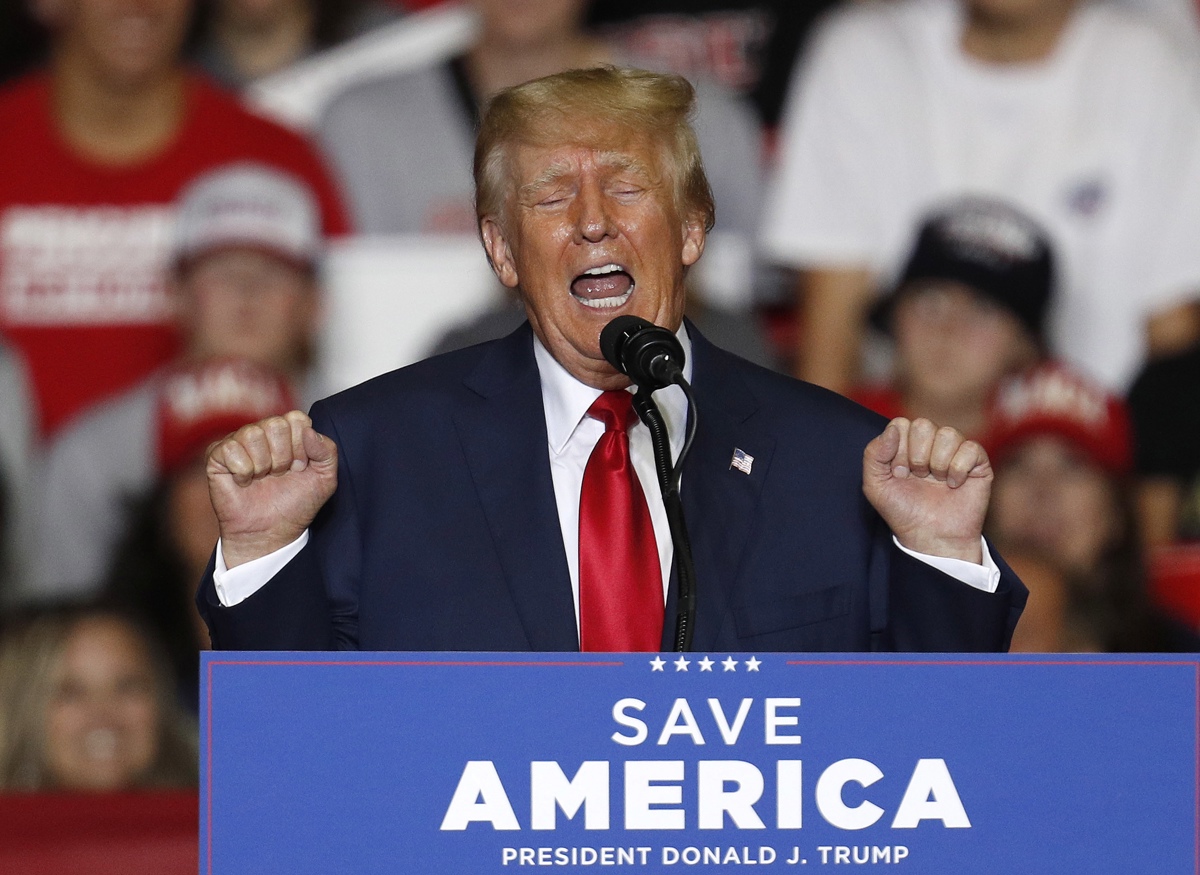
[{"left": 215, "top": 326, "right": 1000, "bottom": 617}]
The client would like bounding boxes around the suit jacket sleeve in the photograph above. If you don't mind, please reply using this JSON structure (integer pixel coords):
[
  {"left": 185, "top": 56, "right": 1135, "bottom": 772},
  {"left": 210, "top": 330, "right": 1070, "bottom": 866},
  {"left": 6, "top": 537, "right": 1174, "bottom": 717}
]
[
  {"left": 197, "top": 399, "right": 358, "bottom": 651},
  {"left": 874, "top": 533, "right": 1026, "bottom": 652}
]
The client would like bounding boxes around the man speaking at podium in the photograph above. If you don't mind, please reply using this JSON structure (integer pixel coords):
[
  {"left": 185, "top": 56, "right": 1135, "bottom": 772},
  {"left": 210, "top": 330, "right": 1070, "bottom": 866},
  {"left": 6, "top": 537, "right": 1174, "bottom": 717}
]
[{"left": 198, "top": 68, "right": 1025, "bottom": 653}]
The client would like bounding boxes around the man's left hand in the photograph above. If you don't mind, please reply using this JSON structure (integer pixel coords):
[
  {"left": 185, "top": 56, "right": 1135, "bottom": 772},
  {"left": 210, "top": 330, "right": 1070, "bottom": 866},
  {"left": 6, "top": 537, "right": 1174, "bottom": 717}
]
[{"left": 863, "top": 417, "right": 990, "bottom": 564}]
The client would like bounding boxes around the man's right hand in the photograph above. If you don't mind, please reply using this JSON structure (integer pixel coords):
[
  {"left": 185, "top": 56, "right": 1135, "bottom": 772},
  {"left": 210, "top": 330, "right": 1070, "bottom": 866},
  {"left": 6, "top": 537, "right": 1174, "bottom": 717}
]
[{"left": 206, "top": 410, "right": 338, "bottom": 569}]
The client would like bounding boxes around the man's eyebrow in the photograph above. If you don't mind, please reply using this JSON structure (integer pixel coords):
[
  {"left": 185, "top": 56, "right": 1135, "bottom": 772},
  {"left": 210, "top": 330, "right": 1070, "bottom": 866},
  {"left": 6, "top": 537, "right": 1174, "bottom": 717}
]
[
  {"left": 517, "top": 152, "right": 658, "bottom": 200},
  {"left": 595, "top": 151, "right": 654, "bottom": 180},
  {"left": 518, "top": 161, "right": 574, "bottom": 199}
]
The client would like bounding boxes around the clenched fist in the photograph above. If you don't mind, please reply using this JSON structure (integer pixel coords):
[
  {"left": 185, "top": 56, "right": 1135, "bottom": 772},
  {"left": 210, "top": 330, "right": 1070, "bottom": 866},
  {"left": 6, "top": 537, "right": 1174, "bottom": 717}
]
[
  {"left": 206, "top": 410, "right": 338, "bottom": 568},
  {"left": 862, "top": 417, "right": 991, "bottom": 564}
]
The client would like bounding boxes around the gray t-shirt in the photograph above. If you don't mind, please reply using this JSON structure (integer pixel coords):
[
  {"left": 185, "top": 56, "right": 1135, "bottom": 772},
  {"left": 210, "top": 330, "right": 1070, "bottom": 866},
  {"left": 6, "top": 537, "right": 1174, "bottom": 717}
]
[
  {"left": 0, "top": 342, "right": 35, "bottom": 602},
  {"left": 25, "top": 378, "right": 159, "bottom": 601}
]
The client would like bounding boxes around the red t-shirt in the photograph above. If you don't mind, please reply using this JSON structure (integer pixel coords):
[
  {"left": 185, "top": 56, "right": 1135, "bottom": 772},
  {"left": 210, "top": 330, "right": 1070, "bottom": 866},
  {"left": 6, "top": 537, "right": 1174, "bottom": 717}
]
[{"left": 0, "top": 72, "right": 350, "bottom": 438}]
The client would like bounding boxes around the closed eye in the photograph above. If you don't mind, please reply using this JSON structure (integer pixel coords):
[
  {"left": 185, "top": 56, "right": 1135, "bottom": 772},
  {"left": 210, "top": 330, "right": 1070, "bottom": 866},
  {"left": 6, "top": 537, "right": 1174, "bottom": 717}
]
[
  {"left": 608, "top": 185, "right": 646, "bottom": 202},
  {"left": 527, "top": 185, "right": 574, "bottom": 209}
]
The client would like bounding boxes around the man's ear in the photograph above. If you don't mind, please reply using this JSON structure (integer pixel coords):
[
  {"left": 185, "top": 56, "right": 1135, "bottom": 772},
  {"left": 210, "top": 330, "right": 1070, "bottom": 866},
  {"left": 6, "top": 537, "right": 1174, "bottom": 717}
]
[
  {"left": 480, "top": 217, "right": 520, "bottom": 289},
  {"left": 681, "top": 216, "right": 706, "bottom": 267}
]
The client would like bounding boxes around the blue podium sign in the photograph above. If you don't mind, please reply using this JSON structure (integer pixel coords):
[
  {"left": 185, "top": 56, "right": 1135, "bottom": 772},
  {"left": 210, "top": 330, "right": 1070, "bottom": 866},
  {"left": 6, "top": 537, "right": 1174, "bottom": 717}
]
[{"left": 201, "top": 653, "right": 1199, "bottom": 874}]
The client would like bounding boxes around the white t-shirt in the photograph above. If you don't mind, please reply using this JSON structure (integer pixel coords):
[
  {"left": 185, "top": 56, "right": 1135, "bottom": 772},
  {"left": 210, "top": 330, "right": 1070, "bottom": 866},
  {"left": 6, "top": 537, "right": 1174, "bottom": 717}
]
[{"left": 761, "top": 0, "right": 1200, "bottom": 389}]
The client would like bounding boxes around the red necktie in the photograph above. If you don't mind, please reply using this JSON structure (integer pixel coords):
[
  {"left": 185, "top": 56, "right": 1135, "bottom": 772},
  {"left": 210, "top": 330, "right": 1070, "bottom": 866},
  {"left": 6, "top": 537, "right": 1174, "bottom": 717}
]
[{"left": 578, "top": 390, "right": 664, "bottom": 652}]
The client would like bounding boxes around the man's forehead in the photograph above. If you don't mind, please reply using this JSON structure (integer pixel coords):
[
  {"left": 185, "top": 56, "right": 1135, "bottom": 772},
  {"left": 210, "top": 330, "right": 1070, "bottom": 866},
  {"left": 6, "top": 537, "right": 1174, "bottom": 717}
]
[{"left": 510, "top": 134, "right": 666, "bottom": 182}]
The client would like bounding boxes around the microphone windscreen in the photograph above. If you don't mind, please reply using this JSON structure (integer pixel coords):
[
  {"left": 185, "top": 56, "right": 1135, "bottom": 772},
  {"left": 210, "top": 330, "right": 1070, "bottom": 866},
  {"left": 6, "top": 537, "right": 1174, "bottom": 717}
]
[{"left": 600, "top": 315, "right": 654, "bottom": 375}]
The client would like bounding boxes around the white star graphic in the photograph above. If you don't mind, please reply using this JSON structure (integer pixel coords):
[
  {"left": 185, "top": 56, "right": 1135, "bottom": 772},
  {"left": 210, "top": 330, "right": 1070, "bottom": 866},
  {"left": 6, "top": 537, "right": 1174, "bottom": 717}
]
[
  {"left": 698, "top": 656, "right": 714, "bottom": 672},
  {"left": 650, "top": 656, "right": 666, "bottom": 672},
  {"left": 744, "top": 657, "right": 762, "bottom": 672},
  {"left": 722, "top": 656, "right": 738, "bottom": 672},
  {"left": 674, "top": 656, "right": 690, "bottom": 672}
]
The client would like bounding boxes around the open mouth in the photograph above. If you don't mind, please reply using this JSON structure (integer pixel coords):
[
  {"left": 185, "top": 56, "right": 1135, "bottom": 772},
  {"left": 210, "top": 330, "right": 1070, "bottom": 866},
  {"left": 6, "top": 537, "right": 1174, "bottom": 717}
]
[{"left": 570, "top": 263, "right": 634, "bottom": 310}]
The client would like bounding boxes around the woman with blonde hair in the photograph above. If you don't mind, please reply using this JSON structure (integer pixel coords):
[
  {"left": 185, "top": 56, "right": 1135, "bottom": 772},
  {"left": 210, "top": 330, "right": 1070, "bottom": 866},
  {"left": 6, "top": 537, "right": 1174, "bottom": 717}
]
[{"left": 0, "top": 605, "right": 197, "bottom": 792}]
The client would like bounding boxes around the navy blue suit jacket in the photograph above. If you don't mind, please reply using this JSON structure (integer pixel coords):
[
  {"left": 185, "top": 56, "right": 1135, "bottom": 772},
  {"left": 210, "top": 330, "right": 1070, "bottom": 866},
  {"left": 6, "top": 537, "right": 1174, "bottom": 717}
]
[{"left": 199, "top": 323, "right": 1025, "bottom": 652}]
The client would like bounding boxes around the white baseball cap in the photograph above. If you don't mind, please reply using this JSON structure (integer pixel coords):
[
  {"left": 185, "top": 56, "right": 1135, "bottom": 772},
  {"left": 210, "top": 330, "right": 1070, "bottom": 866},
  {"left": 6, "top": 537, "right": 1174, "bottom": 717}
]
[{"left": 173, "top": 162, "right": 321, "bottom": 269}]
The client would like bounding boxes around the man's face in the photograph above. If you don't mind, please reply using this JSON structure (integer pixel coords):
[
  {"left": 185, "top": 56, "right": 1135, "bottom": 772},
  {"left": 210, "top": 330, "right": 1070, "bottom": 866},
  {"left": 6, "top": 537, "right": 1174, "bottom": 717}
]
[
  {"left": 44, "top": 617, "right": 160, "bottom": 791},
  {"left": 174, "top": 247, "right": 318, "bottom": 373},
  {"left": 989, "top": 435, "right": 1121, "bottom": 576},
  {"left": 893, "top": 281, "right": 1034, "bottom": 411},
  {"left": 55, "top": 0, "right": 191, "bottom": 86},
  {"left": 480, "top": 128, "right": 705, "bottom": 388}
]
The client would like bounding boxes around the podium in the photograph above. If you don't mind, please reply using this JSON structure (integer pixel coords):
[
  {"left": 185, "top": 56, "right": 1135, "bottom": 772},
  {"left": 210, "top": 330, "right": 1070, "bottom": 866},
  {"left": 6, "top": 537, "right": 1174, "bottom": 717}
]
[{"left": 201, "top": 652, "right": 1199, "bottom": 873}]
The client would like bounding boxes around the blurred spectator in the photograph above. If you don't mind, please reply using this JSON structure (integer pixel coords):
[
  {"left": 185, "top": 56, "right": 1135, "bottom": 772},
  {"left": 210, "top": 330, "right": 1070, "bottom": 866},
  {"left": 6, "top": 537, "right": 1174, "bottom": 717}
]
[
  {"left": 1127, "top": 317, "right": 1200, "bottom": 547},
  {"left": 318, "top": 0, "right": 603, "bottom": 234},
  {"left": 855, "top": 198, "right": 1049, "bottom": 436},
  {"left": 761, "top": 0, "right": 1200, "bottom": 394},
  {"left": 0, "top": 606, "right": 196, "bottom": 791},
  {"left": 586, "top": 0, "right": 839, "bottom": 131},
  {"left": 1127, "top": 322, "right": 1200, "bottom": 631},
  {"left": 0, "top": 0, "right": 348, "bottom": 442},
  {"left": 100, "top": 359, "right": 297, "bottom": 708},
  {"left": 25, "top": 163, "right": 312, "bottom": 602},
  {"left": 191, "top": 0, "right": 400, "bottom": 89},
  {"left": 1002, "top": 549, "right": 1109, "bottom": 652},
  {"left": 984, "top": 363, "right": 1196, "bottom": 651},
  {"left": 316, "top": 0, "right": 767, "bottom": 310},
  {"left": 168, "top": 163, "right": 324, "bottom": 389}
]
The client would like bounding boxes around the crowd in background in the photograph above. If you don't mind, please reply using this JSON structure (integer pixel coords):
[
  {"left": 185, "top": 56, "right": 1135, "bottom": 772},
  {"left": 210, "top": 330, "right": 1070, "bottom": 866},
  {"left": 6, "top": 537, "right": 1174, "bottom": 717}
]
[{"left": 0, "top": 0, "right": 1199, "bottom": 795}]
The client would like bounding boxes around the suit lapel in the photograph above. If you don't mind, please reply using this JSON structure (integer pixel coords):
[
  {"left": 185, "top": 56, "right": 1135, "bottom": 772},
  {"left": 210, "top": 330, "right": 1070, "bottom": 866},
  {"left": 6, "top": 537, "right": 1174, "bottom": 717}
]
[
  {"left": 663, "top": 329, "right": 775, "bottom": 651},
  {"left": 453, "top": 325, "right": 579, "bottom": 651}
]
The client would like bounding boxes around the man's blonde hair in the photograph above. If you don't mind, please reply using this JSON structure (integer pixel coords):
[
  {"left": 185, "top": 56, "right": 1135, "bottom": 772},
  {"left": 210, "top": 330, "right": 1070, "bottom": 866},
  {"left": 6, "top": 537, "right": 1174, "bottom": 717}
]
[{"left": 474, "top": 66, "right": 716, "bottom": 233}]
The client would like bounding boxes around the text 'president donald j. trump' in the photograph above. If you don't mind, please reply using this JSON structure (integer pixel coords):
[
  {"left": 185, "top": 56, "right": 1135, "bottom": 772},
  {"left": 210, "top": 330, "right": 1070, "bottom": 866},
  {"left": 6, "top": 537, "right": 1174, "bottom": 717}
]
[{"left": 198, "top": 67, "right": 1026, "bottom": 653}]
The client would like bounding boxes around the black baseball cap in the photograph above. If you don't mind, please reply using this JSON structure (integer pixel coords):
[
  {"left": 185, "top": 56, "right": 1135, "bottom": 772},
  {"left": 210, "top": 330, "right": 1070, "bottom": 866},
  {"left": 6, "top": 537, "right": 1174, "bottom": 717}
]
[{"left": 871, "top": 198, "right": 1054, "bottom": 340}]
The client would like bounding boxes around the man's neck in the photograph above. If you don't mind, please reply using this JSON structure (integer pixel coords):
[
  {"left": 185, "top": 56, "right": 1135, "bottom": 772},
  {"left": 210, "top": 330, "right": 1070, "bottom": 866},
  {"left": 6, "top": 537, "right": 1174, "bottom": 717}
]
[
  {"left": 211, "top": 2, "right": 314, "bottom": 83},
  {"left": 960, "top": 0, "right": 1077, "bottom": 64},
  {"left": 465, "top": 35, "right": 610, "bottom": 101},
  {"left": 533, "top": 325, "right": 692, "bottom": 459},
  {"left": 51, "top": 53, "right": 187, "bottom": 166}
]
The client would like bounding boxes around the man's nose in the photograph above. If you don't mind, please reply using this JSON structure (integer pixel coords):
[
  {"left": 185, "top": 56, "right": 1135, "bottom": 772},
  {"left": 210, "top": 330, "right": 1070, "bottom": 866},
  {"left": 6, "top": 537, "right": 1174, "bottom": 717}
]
[{"left": 574, "top": 182, "right": 616, "bottom": 243}]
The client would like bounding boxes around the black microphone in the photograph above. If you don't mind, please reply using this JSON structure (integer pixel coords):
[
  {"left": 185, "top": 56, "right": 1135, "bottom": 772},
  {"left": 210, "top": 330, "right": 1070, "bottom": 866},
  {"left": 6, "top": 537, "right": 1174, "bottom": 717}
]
[
  {"left": 600, "top": 315, "right": 699, "bottom": 652},
  {"left": 600, "top": 315, "right": 686, "bottom": 391}
]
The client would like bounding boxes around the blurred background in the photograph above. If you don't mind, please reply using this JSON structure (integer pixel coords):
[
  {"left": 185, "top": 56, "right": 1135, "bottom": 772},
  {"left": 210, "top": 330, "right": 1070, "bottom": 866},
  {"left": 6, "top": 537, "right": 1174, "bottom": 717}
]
[{"left": 1, "top": 0, "right": 1199, "bottom": 868}]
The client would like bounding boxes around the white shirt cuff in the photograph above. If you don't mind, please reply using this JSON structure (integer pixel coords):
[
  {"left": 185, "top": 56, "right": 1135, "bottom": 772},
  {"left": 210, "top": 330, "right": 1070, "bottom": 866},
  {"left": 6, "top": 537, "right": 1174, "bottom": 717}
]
[
  {"left": 213, "top": 531, "right": 309, "bottom": 607},
  {"left": 893, "top": 536, "right": 1000, "bottom": 594}
]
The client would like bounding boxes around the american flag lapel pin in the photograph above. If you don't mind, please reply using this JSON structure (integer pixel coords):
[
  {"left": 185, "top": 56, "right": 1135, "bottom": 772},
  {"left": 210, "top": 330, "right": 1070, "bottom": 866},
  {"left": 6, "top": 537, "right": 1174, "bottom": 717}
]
[{"left": 730, "top": 448, "right": 754, "bottom": 475}]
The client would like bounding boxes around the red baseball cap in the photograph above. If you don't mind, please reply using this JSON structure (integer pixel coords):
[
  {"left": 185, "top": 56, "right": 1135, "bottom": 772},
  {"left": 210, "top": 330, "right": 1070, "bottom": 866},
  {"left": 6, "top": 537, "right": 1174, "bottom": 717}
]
[
  {"left": 983, "top": 362, "right": 1133, "bottom": 476},
  {"left": 155, "top": 358, "right": 297, "bottom": 476}
]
